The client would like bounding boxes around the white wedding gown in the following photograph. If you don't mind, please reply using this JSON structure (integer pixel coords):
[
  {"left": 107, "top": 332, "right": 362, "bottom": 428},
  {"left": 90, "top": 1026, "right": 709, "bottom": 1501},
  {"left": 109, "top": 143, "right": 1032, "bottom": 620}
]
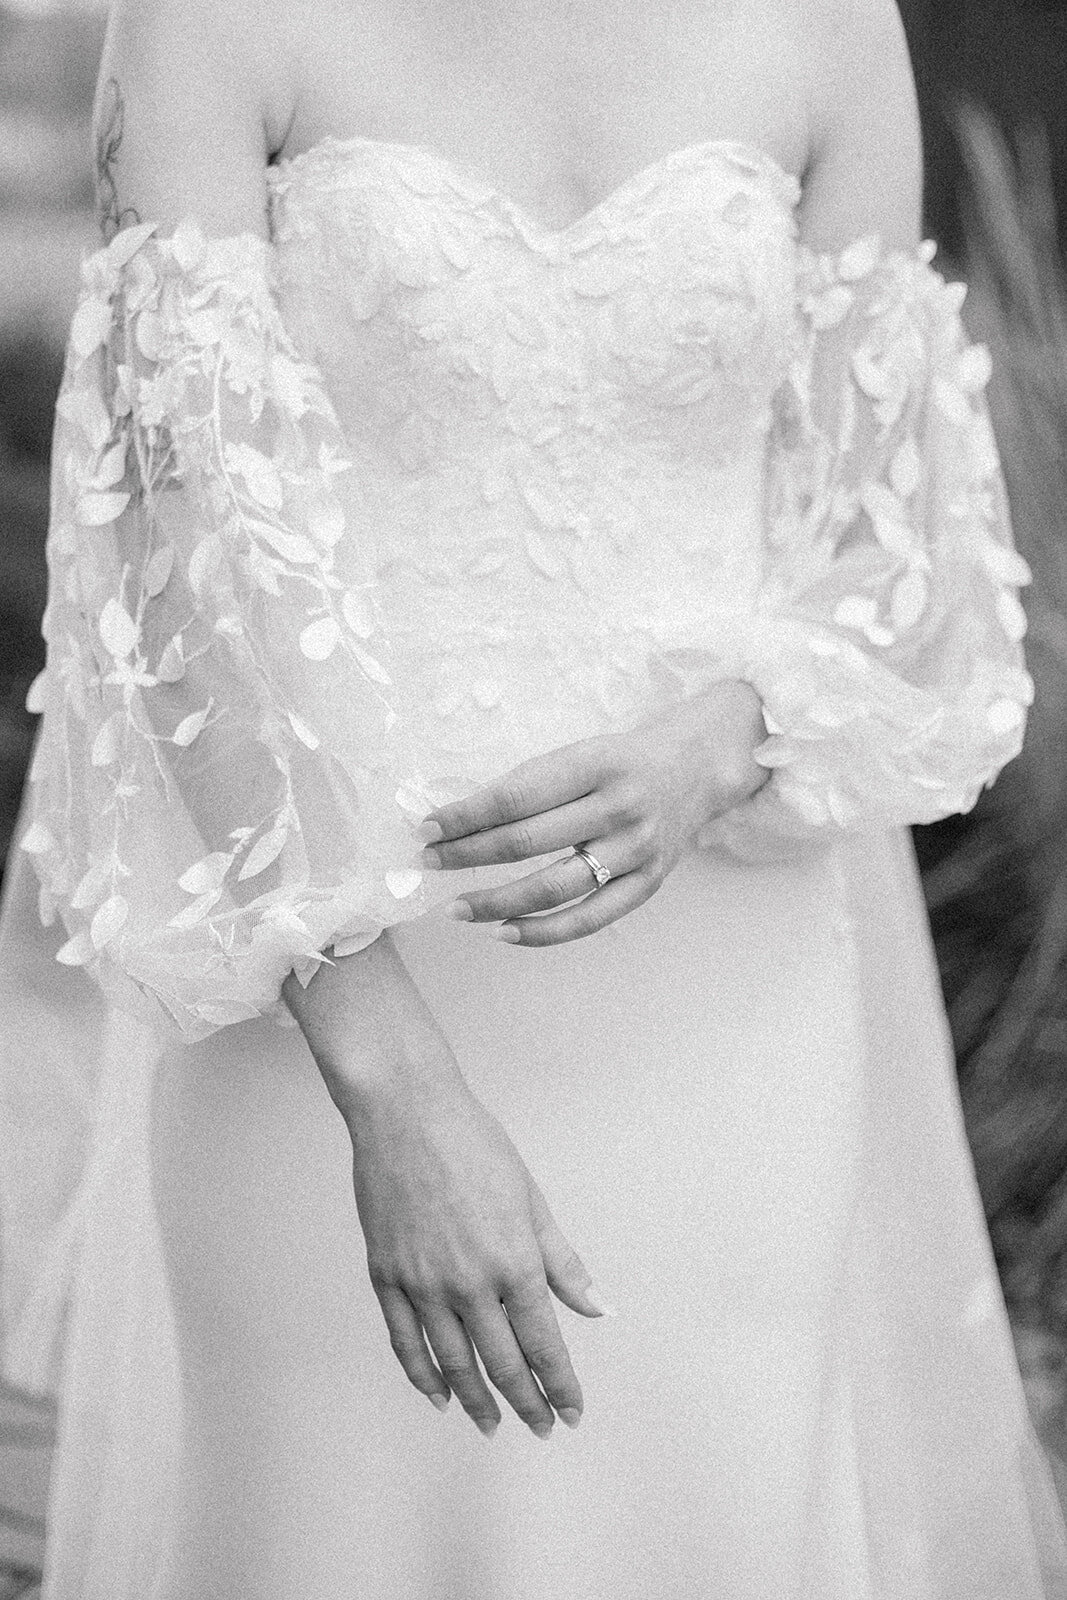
[{"left": 1, "top": 135, "right": 1065, "bottom": 1598}]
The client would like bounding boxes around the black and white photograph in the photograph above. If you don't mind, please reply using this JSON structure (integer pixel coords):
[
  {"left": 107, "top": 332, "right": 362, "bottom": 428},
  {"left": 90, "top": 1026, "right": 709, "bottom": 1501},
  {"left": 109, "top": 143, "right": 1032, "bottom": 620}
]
[{"left": 1, "top": 0, "right": 1067, "bottom": 1594}]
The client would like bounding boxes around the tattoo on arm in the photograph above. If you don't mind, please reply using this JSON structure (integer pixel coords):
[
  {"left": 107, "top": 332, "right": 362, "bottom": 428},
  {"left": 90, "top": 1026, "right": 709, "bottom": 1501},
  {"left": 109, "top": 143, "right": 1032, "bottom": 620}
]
[{"left": 94, "top": 77, "right": 142, "bottom": 241}]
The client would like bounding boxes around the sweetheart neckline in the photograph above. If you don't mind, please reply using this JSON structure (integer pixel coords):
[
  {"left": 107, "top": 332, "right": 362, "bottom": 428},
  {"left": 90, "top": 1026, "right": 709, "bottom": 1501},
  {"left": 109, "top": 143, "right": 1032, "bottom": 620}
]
[{"left": 266, "top": 133, "right": 803, "bottom": 241}]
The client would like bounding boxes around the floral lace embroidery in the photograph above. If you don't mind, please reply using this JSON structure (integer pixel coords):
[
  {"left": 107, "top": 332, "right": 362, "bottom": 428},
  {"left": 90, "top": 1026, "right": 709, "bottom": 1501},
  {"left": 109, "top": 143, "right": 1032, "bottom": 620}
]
[
  {"left": 21, "top": 221, "right": 431, "bottom": 1036},
  {"left": 698, "top": 235, "right": 1033, "bottom": 857},
  {"left": 19, "top": 151, "right": 1033, "bottom": 1039}
]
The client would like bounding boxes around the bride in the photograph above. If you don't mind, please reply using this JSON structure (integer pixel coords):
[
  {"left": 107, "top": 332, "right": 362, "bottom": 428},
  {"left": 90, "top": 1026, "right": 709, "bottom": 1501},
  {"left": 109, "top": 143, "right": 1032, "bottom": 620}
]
[{"left": 2, "top": 0, "right": 1066, "bottom": 1593}]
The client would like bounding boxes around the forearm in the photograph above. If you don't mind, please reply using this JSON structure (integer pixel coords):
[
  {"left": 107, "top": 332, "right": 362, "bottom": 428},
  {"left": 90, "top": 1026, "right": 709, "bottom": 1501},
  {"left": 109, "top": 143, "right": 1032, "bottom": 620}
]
[{"left": 281, "top": 929, "right": 466, "bottom": 1112}]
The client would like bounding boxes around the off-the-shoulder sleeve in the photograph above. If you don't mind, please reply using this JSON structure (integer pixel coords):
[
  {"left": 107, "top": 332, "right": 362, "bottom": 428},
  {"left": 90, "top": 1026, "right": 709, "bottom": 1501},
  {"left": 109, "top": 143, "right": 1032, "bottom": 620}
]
[
  {"left": 699, "top": 235, "right": 1034, "bottom": 859},
  {"left": 19, "top": 220, "right": 451, "bottom": 1041}
]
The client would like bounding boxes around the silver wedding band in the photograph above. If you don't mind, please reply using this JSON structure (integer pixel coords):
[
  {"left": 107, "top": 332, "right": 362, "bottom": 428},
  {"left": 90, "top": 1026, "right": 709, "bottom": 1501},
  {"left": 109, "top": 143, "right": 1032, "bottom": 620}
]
[{"left": 572, "top": 845, "right": 612, "bottom": 889}]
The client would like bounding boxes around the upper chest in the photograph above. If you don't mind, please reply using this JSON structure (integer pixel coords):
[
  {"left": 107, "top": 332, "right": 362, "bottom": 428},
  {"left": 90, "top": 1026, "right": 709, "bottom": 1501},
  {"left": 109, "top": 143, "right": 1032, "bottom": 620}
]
[{"left": 274, "top": 0, "right": 812, "bottom": 237}]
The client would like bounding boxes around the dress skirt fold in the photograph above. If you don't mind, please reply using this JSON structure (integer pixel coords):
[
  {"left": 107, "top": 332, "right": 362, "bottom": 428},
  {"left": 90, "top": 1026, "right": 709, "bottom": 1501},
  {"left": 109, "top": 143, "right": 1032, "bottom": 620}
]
[{"left": 3, "top": 795, "right": 1064, "bottom": 1597}]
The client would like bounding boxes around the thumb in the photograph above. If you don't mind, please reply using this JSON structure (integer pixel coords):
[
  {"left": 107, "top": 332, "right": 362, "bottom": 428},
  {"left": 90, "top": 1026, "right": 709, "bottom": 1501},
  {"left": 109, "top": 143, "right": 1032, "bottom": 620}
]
[{"left": 526, "top": 1177, "right": 615, "bottom": 1319}]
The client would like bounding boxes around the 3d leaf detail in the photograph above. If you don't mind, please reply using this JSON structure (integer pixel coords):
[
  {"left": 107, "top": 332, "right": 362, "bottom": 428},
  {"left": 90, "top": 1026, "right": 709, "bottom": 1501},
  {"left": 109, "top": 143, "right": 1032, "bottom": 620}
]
[
  {"left": 79, "top": 491, "right": 131, "bottom": 526},
  {"left": 299, "top": 616, "right": 341, "bottom": 660},
  {"left": 90, "top": 893, "right": 129, "bottom": 949},
  {"left": 99, "top": 597, "right": 139, "bottom": 659},
  {"left": 143, "top": 544, "right": 175, "bottom": 597},
  {"left": 172, "top": 705, "right": 212, "bottom": 746},
  {"left": 177, "top": 852, "right": 233, "bottom": 895},
  {"left": 238, "top": 827, "right": 289, "bottom": 881},
  {"left": 287, "top": 712, "right": 320, "bottom": 750},
  {"left": 91, "top": 712, "right": 124, "bottom": 767}
]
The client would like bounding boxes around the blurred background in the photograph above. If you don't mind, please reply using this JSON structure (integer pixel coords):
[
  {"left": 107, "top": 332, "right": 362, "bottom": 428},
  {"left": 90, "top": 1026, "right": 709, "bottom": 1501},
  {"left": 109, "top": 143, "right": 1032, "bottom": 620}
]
[{"left": 0, "top": 0, "right": 1066, "bottom": 1592}]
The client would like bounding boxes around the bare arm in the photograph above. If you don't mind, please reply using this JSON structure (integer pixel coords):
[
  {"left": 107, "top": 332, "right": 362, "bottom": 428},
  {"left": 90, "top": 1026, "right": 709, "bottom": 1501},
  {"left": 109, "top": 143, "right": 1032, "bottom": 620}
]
[
  {"left": 92, "top": 4, "right": 282, "bottom": 239},
  {"left": 280, "top": 929, "right": 468, "bottom": 1104},
  {"left": 95, "top": 0, "right": 604, "bottom": 1439},
  {"left": 697, "top": 0, "right": 1030, "bottom": 855},
  {"left": 92, "top": 0, "right": 438, "bottom": 1090},
  {"left": 798, "top": 0, "right": 923, "bottom": 254}
]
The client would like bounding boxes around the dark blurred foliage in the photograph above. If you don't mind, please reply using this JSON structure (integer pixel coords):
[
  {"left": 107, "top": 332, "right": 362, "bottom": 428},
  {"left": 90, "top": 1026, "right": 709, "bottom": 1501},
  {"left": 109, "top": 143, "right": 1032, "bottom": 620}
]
[
  {"left": 0, "top": 5, "right": 102, "bottom": 884},
  {"left": 0, "top": 332, "right": 61, "bottom": 469},
  {"left": 0, "top": 7, "right": 99, "bottom": 114},
  {"left": 0, "top": 328, "right": 52, "bottom": 874},
  {"left": 0, "top": 6, "right": 99, "bottom": 210},
  {"left": 908, "top": 111, "right": 1067, "bottom": 1430},
  {"left": 890, "top": 0, "right": 1067, "bottom": 1450},
  {"left": 899, "top": 0, "right": 1067, "bottom": 257}
]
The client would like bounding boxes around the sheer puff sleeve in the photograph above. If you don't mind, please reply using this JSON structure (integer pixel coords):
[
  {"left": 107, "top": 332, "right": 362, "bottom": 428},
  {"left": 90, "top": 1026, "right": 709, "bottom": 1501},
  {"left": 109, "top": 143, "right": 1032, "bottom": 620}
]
[
  {"left": 19, "top": 220, "right": 447, "bottom": 1042},
  {"left": 700, "top": 235, "right": 1034, "bottom": 859}
]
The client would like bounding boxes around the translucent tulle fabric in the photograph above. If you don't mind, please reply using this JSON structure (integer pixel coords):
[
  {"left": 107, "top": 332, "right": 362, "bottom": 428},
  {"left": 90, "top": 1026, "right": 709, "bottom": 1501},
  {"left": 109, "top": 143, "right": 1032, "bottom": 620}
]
[
  {"left": 16, "top": 140, "right": 1031, "bottom": 1037},
  {"left": 1, "top": 137, "right": 1064, "bottom": 1597}
]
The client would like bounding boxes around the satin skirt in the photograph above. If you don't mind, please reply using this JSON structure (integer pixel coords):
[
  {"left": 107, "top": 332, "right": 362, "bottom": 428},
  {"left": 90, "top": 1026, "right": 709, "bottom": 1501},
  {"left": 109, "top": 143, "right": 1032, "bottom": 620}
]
[{"left": 1, "top": 795, "right": 1065, "bottom": 1598}]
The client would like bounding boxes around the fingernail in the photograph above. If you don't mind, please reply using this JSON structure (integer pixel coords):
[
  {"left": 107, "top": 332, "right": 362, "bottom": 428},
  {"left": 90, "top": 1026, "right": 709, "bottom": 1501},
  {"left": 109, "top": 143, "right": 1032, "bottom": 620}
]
[
  {"left": 444, "top": 899, "right": 473, "bottom": 921},
  {"left": 494, "top": 924, "right": 521, "bottom": 943},
  {"left": 530, "top": 1418, "right": 554, "bottom": 1440},
  {"left": 414, "top": 820, "right": 443, "bottom": 844},
  {"left": 557, "top": 1407, "right": 581, "bottom": 1429},
  {"left": 428, "top": 1392, "right": 449, "bottom": 1412},
  {"left": 420, "top": 848, "right": 442, "bottom": 870},
  {"left": 586, "top": 1285, "right": 617, "bottom": 1317},
  {"left": 475, "top": 1417, "right": 499, "bottom": 1438}
]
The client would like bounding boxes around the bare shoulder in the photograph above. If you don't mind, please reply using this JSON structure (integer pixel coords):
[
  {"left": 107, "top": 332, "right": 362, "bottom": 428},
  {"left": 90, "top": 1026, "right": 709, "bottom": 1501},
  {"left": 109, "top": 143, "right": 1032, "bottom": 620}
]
[
  {"left": 792, "top": 0, "right": 923, "bottom": 254},
  {"left": 92, "top": 0, "right": 307, "bottom": 239}
]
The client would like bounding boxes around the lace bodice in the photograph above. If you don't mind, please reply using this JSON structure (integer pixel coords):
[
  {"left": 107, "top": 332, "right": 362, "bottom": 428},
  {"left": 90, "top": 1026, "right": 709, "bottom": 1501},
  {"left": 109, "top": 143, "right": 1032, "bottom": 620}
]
[{"left": 19, "top": 138, "right": 1033, "bottom": 1039}]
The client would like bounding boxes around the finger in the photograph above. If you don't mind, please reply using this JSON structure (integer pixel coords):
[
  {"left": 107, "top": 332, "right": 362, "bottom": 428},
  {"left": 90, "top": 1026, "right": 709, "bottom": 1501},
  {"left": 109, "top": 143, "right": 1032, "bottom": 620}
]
[
  {"left": 423, "top": 743, "right": 602, "bottom": 843},
  {"left": 453, "top": 836, "right": 639, "bottom": 923},
  {"left": 525, "top": 1180, "right": 608, "bottom": 1320},
  {"left": 499, "top": 869, "right": 658, "bottom": 947},
  {"left": 461, "top": 1296, "right": 558, "bottom": 1438},
  {"left": 500, "top": 1276, "right": 584, "bottom": 1426},
  {"left": 418, "top": 1303, "right": 502, "bottom": 1436},
  {"left": 376, "top": 1285, "right": 452, "bottom": 1410},
  {"left": 425, "top": 796, "right": 605, "bottom": 872}
]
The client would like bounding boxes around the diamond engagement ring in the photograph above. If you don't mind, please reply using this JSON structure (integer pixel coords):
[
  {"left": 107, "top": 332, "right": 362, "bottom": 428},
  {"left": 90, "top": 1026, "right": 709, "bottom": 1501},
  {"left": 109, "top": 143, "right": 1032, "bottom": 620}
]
[{"left": 572, "top": 845, "right": 612, "bottom": 888}]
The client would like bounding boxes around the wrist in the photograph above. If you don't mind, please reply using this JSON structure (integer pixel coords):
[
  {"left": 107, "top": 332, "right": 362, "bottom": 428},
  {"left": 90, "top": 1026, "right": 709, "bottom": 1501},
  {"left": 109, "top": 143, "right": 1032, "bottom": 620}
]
[
  {"left": 321, "top": 1032, "right": 467, "bottom": 1119},
  {"left": 282, "top": 930, "right": 465, "bottom": 1110},
  {"left": 689, "top": 677, "right": 770, "bottom": 811}
]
